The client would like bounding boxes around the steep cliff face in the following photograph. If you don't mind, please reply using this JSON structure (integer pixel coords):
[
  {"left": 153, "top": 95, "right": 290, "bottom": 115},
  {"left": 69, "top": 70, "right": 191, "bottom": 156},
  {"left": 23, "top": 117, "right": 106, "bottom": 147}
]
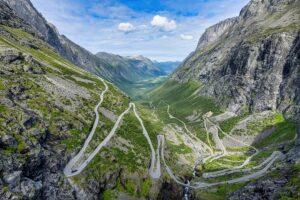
[
  {"left": 172, "top": 0, "right": 300, "bottom": 121},
  {"left": 196, "top": 17, "right": 238, "bottom": 51}
]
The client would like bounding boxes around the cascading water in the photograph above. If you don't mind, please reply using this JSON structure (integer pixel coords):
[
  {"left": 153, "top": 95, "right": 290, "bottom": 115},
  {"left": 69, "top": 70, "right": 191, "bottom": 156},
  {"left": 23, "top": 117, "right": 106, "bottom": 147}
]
[{"left": 183, "top": 180, "right": 190, "bottom": 200}]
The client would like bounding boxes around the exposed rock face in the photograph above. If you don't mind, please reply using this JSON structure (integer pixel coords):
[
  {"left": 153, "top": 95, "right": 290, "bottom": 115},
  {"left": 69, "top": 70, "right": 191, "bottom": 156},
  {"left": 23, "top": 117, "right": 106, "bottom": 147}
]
[
  {"left": 172, "top": 0, "right": 300, "bottom": 121},
  {"left": 196, "top": 17, "right": 238, "bottom": 51},
  {"left": 0, "top": 1, "right": 35, "bottom": 34},
  {"left": 229, "top": 177, "right": 288, "bottom": 200}
]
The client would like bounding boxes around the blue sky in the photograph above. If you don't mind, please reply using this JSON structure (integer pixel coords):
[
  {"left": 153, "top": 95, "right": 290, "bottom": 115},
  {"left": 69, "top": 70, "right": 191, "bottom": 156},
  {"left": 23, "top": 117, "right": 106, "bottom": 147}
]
[{"left": 31, "top": 0, "right": 249, "bottom": 61}]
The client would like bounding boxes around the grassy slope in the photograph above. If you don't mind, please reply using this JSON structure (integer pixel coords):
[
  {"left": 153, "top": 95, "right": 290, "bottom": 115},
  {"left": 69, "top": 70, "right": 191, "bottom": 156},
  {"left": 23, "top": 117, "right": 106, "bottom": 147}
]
[{"left": 145, "top": 80, "right": 222, "bottom": 144}]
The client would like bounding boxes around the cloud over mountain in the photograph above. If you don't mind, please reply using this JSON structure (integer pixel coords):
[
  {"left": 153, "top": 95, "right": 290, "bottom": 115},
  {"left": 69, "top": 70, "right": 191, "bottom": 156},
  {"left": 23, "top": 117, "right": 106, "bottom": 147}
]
[
  {"left": 180, "top": 34, "right": 193, "bottom": 40},
  {"left": 151, "top": 15, "right": 177, "bottom": 31},
  {"left": 118, "top": 22, "right": 134, "bottom": 32}
]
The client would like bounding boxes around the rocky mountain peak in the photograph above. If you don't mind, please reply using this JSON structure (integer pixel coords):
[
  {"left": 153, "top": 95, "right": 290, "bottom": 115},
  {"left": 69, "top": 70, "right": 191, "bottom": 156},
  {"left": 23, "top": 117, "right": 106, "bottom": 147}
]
[
  {"left": 196, "top": 17, "right": 238, "bottom": 51},
  {"left": 197, "top": 0, "right": 299, "bottom": 53},
  {"left": 0, "top": 0, "right": 50, "bottom": 39},
  {"left": 240, "top": 0, "right": 298, "bottom": 19},
  {"left": 129, "top": 54, "right": 151, "bottom": 62}
]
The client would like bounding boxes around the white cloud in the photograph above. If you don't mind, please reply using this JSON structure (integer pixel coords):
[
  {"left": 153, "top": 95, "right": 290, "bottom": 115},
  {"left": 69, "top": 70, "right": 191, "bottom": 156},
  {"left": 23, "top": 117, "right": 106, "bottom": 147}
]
[
  {"left": 180, "top": 34, "right": 194, "bottom": 40},
  {"left": 151, "top": 15, "right": 177, "bottom": 31},
  {"left": 118, "top": 22, "right": 134, "bottom": 32}
]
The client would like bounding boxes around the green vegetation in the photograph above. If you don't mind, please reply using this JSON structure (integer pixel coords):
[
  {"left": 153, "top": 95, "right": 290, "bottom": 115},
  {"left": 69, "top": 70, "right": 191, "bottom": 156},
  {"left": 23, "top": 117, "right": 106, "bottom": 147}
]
[
  {"left": 141, "top": 178, "right": 152, "bottom": 197},
  {"left": 61, "top": 127, "right": 90, "bottom": 151},
  {"left": 149, "top": 80, "right": 221, "bottom": 117},
  {"left": 146, "top": 80, "right": 222, "bottom": 141},
  {"left": 219, "top": 113, "right": 249, "bottom": 134},
  {"left": 247, "top": 112, "right": 284, "bottom": 134},
  {"left": 247, "top": 23, "right": 300, "bottom": 44},
  {"left": 115, "top": 178, "right": 153, "bottom": 198},
  {"left": 254, "top": 120, "right": 296, "bottom": 148},
  {"left": 166, "top": 141, "right": 192, "bottom": 154},
  {"left": 0, "top": 104, "right": 7, "bottom": 113},
  {"left": 14, "top": 135, "right": 26, "bottom": 153},
  {"left": 0, "top": 80, "right": 5, "bottom": 90},
  {"left": 103, "top": 189, "right": 117, "bottom": 200},
  {"left": 145, "top": 79, "right": 224, "bottom": 148},
  {"left": 121, "top": 76, "right": 167, "bottom": 100},
  {"left": 197, "top": 182, "right": 247, "bottom": 200},
  {"left": 124, "top": 179, "right": 136, "bottom": 195}
]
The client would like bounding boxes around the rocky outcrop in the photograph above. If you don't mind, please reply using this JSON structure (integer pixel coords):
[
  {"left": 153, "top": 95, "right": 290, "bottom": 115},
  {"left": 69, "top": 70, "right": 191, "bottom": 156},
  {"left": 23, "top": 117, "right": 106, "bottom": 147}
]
[
  {"left": 0, "top": 48, "right": 75, "bottom": 199},
  {"left": 196, "top": 17, "right": 238, "bottom": 51},
  {"left": 171, "top": 0, "right": 300, "bottom": 121},
  {"left": 0, "top": 1, "right": 36, "bottom": 35}
]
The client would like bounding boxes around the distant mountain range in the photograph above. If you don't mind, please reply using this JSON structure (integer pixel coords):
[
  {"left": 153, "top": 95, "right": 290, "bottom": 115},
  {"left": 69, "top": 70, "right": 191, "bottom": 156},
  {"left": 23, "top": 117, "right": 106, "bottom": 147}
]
[
  {"left": 95, "top": 52, "right": 164, "bottom": 83},
  {"left": 153, "top": 61, "right": 181, "bottom": 74}
]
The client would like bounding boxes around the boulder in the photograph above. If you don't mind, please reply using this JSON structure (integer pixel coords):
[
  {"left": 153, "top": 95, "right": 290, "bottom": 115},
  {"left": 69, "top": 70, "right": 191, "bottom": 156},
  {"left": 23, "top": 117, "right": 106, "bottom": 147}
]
[
  {"left": 0, "top": 50, "right": 23, "bottom": 64},
  {"left": 1, "top": 135, "right": 17, "bottom": 147},
  {"left": 20, "top": 178, "right": 42, "bottom": 199},
  {"left": 3, "top": 171, "right": 22, "bottom": 187}
]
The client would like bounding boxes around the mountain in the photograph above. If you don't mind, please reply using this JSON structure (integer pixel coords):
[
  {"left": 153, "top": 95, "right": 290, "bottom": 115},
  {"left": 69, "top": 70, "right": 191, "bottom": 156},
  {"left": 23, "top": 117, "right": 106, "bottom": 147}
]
[
  {"left": 0, "top": 0, "right": 165, "bottom": 95},
  {"left": 95, "top": 52, "right": 165, "bottom": 82},
  {"left": 153, "top": 61, "right": 181, "bottom": 74},
  {"left": 169, "top": 0, "right": 300, "bottom": 121},
  {"left": 95, "top": 52, "right": 166, "bottom": 98},
  {"left": 0, "top": 0, "right": 115, "bottom": 78},
  {"left": 1, "top": 0, "right": 300, "bottom": 200}
]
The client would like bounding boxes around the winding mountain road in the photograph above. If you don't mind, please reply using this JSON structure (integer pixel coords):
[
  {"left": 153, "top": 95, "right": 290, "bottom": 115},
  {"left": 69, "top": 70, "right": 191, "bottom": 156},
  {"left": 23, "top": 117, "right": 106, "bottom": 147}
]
[
  {"left": 158, "top": 104, "right": 283, "bottom": 189},
  {"left": 159, "top": 134, "right": 283, "bottom": 189},
  {"left": 64, "top": 80, "right": 160, "bottom": 178},
  {"left": 64, "top": 81, "right": 283, "bottom": 192},
  {"left": 64, "top": 78, "right": 108, "bottom": 177}
]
